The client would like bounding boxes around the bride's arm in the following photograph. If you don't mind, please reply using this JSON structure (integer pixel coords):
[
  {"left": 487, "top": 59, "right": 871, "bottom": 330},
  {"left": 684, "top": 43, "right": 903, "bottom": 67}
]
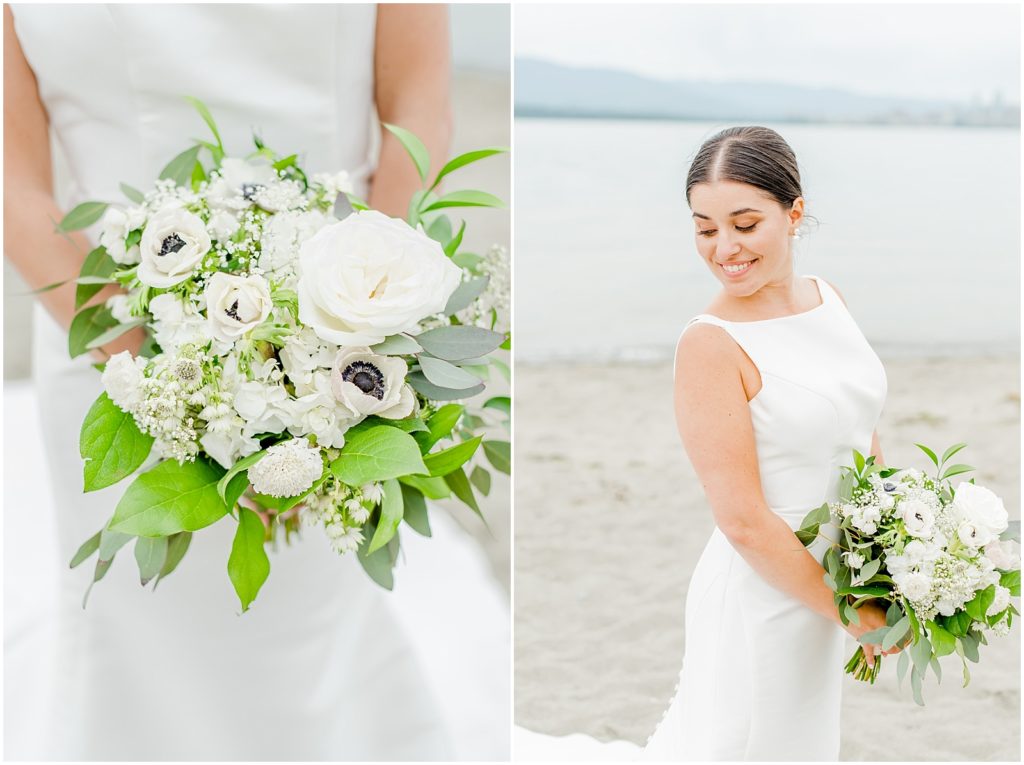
[
  {"left": 675, "top": 324, "right": 892, "bottom": 661},
  {"left": 368, "top": 4, "right": 452, "bottom": 218},
  {"left": 3, "top": 7, "right": 143, "bottom": 359}
]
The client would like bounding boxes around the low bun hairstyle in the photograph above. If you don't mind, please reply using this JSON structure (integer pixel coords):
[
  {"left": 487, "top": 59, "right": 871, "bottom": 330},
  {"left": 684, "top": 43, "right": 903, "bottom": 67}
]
[{"left": 685, "top": 126, "right": 803, "bottom": 210}]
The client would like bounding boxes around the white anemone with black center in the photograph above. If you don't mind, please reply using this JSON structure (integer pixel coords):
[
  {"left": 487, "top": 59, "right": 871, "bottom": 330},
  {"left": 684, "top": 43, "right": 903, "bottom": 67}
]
[
  {"left": 206, "top": 157, "right": 279, "bottom": 211},
  {"left": 330, "top": 346, "right": 415, "bottom": 420},
  {"left": 136, "top": 206, "right": 211, "bottom": 287},
  {"left": 204, "top": 272, "right": 273, "bottom": 342},
  {"left": 297, "top": 210, "right": 462, "bottom": 346}
]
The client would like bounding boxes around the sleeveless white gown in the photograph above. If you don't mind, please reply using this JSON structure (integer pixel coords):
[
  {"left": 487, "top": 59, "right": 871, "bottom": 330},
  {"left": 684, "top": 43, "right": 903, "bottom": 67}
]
[
  {"left": 10, "top": 5, "right": 509, "bottom": 761},
  {"left": 515, "top": 274, "right": 887, "bottom": 761}
]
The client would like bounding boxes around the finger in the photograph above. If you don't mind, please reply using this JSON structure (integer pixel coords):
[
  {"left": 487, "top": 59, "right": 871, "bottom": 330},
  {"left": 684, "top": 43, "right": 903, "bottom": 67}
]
[{"left": 863, "top": 644, "right": 875, "bottom": 667}]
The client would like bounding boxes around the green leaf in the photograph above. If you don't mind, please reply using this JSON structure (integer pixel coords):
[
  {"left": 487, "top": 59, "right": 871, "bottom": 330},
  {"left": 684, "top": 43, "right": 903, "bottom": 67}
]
[
  {"left": 915, "top": 443, "right": 939, "bottom": 467},
  {"left": 798, "top": 502, "right": 831, "bottom": 533},
  {"left": 420, "top": 190, "right": 505, "bottom": 213},
  {"left": 155, "top": 531, "right": 192, "bottom": 587},
  {"left": 415, "top": 325, "right": 506, "bottom": 361},
  {"left": 357, "top": 519, "right": 396, "bottom": 590},
  {"left": 853, "top": 449, "right": 865, "bottom": 473},
  {"left": 483, "top": 396, "right": 511, "bottom": 417},
  {"left": 940, "top": 442, "right": 968, "bottom": 466},
  {"left": 330, "top": 426, "right": 428, "bottom": 486},
  {"left": 1000, "top": 520, "right": 1021, "bottom": 543},
  {"left": 82, "top": 557, "right": 113, "bottom": 610},
  {"left": 444, "top": 220, "right": 466, "bottom": 258},
  {"left": 85, "top": 319, "right": 146, "bottom": 351},
  {"left": 928, "top": 621, "right": 956, "bottom": 657},
  {"left": 428, "top": 147, "right": 507, "bottom": 191},
  {"left": 940, "top": 463, "right": 975, "bottom": 480},
  {"left": 451, "top": 251, "right": 482, "bottom": 269},
  {"left": 482, "top": 440, "right": 511, "bottom": 475},
  {"left": 407, "top": 372, "right": 485, "bottom": 401},
  {"left": 134, "top": 535, "right": 168, "bottom": 586},
  {"left": 69, "top": 304, "right": 118, "bottom": 358},
  {"left": 470, "top": 465, "right": 492, "bottom": 496},
  {"left": 413, "top": 404, "right": 464, "bottom": 452},
  {"left": 99, "top": 526, "right": 133, "bottom": 562},
  {"left": 843, "top": 601, "right": 860, "bottom": 626},
  {"left": 185, "top": 96, "right": 224, "bottom": 153},
  {"left": 227, "top": 507, "right": 270, "bottom": 612},
  {"left": 960, "top": 633, "right": 981, "bottom": 662},
  {"left": 217, "top": 448, "right": 268, "bottom": 502},
  {"left": 399, "top": 474, "right": 451, "bottom": 500},
  {"left": 857, "top": 558, "right": 882, "bottom": 583},
  {"left": 80, "top": 392, "right": 154, "bottom": 492},
  {"left": 401, "top": 484, "right": 431, "bottom": 537},
  {"left": 159, "top": 145, "right": 202, "bottom": 187},
  {"left": 444, "top": 466, "right": 481, "bottom": 517},
  {"left": 418, "top": 354, "right": 483, "bottom": 390},
  {"left": 944, "top": 610, "right": 974, "bottom": 638},
  {"left": 109, "top": 458, "right": 230, "bottom": 536},
  {"left": 882, "top": 616, "right": 911, "bottom": 651},
  {"left": 69, "top": 531, "right": 102, "bottom": 569},
  {"left": 119, "top": 183, "right": 145, "bottom": 204},
  {"left": 371, "top": 334, "right": 423, "bottom": 356},
  {"left": 423, "top": 436, "right": 482, "bottom": 477},
  {"left": 965, "top": 584, "right": 996, "bottom": 622},
  {"left": 426, "top": 214, "right": 452, "bottom": 245},
  {"left": 58, "top": 201, "right": 108, "bottom": 232},
  {"left": 857, "top": 626, "right": 890, "bottom": 645},
  {"left": 897, "top": 650, "right": 910, "bottom": 689},
  {"left": 930, "top": 655, "right": 942, "bottom": 683},
  {"left": 24, "top": 278, "right": 70, "bottom": 296},
  {"left": 823, "top": 572, "right": 837, "bottom": 591},
  {"left": 443, "top": 276, "right": 489, "bottom": 315},
  {"left": 910, "top": 634, "right": 932, "bottom": 675},
  {"left": 837, "top": 584, "right": 890, "bottom": 597},
  {"left": 1000, "top": 569, "right": 1021, "bottom": 597},
  {"left": 910, "top": 665, "right": 925, "bottom": 706},
  {"left": 383, "top": 123, "right": 430, "bottom": 183},
  {"left": 368, "top": 479, "right": 404, "bottom": 553},
  {"left": 75, "top": 246, "right": 117, "bottom": 309}
]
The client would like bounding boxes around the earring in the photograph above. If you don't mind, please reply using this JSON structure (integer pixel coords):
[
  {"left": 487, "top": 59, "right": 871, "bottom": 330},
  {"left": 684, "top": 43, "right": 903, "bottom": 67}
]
[{"left": 792, "top": 228, "right": 802, "bottom": 240}]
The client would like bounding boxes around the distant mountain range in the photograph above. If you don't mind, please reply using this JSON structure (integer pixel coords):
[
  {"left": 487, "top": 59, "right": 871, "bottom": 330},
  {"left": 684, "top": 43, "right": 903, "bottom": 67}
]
[{"left": 515, "top": 58, "right": 1019, "bottom": 127}]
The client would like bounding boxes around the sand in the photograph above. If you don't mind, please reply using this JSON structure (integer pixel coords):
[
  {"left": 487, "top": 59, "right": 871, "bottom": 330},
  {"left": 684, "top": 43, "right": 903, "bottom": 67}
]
[{"left": 514, "top": 356, "right": 1021, "bottom": 761}]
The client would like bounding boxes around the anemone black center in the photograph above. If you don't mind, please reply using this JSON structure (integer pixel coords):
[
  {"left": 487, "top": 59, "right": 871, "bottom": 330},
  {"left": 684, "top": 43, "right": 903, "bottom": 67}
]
[
  {"left": 342, "top": 361, "right": 385, "bottom": 400},
  {"left": 158, "top": 233, "right": 186, "bottom": 257},
  {"left": 224, "top": 299, "right": 241, "bottom": 321},
  {"left": 241, "top": 182, "right": 262, "bottom": 201}
]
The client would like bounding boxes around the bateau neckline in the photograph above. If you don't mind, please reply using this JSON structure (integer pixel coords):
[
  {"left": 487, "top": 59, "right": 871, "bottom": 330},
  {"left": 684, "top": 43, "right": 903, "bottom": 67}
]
[{"left": 701, "top": 275, "right": 827, "bottom": 325}]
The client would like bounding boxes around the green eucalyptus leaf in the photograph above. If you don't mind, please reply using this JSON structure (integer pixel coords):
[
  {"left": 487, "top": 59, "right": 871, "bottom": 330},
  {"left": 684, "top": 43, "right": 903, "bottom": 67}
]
[
  {"left": 119, "top": 183, "right": 145, "bottom": 204},
  {"left": 959, "top": 633, "right": 981, "bottom": 663},
  {"left": 910, "top": 665, "right": 925, "bottom": 706},
  {"left": 897, "top": 650, "right": 910, "bottom": 689},
  {"left": 134, "top": 535, "right": 168, "bottom": 586},
  {"left": 80, "top": 392, "right": 154, "bottom": 492},
  {"left": 443, "top": 276, "right": 489, "bottom": 315},
  {"left": 228, "top": 507, "right": 270, "bottom": 613},
  {"left": 881, "top": 616, "right": 910, "bottom": 651},
  {"left": 910, "top": 634, "right": 933, "bottom": 674},
  {"left": 155, "top": 531, "right": 192, "bottom": 588},
  {"left": 58, "top": 201, "right": 109, "bottom": 232},
  {"left": 418, "top": 355, "right": 483, "bottom": 390},
  {"left": 99, "top": 526, "right": 133, "bottom": 562},
  {"left": 857, "top": 626, "right": 890, "bottom": 645},
  {"left": 371, "top": 334, "right": 423, "bottom": 356},
  {"left": 159, "top": 145, "right": 202, "bottom": 187},
  {"left": 415, "top": 325, "right": 506, "bottom": 361},
  {"left": 69, "top": 531, "right": 102, "bottom": 569},
  {"left": 407, "top": 371, "right": 485, "bottom": 401}
]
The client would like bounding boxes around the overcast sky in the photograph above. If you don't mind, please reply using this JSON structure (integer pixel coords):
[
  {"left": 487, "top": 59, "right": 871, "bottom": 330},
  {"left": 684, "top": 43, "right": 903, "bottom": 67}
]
[{"left": 515, "top": 3, "right": 1020, "bottom": 104}]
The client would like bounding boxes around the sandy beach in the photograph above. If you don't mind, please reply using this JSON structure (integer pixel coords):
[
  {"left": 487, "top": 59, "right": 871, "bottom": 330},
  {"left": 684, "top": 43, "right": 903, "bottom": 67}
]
[{"left": 514, "top": 355, "right": 1021, "bottom": 760}]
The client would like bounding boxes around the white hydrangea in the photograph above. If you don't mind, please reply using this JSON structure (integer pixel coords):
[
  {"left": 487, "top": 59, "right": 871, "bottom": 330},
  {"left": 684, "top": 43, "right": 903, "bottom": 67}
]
[
  {"left": 247, "top": 439, "right": 323, "bottom": 498},
  {"left": 101, "top": 351, "right": 146, "bottom": 412}
]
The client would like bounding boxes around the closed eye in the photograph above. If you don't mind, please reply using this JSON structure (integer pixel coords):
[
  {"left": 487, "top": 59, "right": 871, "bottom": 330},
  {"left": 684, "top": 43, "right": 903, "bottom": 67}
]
[
  {"left": 697, "top": 229, "right": 716, "bottom": 237},
  {"left": 736, "top": 223, "right": 757, "bottom": 233}
]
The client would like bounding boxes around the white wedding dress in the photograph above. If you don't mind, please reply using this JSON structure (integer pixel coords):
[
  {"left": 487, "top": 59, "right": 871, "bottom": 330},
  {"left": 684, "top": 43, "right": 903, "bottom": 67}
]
[
  {"left": 8, "top": 5, "right": 509, "bottom": 761},
  {"left": 516, "top": 274, "right": 887, "bottom": 761}
]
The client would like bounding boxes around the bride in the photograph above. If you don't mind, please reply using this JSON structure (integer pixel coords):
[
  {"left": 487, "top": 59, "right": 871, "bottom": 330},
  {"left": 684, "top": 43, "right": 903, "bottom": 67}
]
[
  {"left": 516, "top": 126, "right": 901, "bottom": 761},
  {"left": 5, "top": 4, "right": 507, "bottom": 761}
]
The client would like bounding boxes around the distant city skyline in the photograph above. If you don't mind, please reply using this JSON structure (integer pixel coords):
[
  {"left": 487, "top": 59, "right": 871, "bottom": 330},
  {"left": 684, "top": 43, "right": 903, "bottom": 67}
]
[{"left": 515, "top": 4, "right": 1020, "bottom": 106}]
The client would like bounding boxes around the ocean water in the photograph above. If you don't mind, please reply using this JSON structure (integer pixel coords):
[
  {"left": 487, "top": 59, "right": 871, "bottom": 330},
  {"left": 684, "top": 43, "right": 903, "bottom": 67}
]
[{"left": 514, "top": 119, "right": 1020, "bottom": 362}]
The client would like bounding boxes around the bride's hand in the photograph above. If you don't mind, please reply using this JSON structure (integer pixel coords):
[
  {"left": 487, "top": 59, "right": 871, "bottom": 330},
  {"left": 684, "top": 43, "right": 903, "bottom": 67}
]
[{"left": 843, "top": 601, "right": 901, "bottom": 667}]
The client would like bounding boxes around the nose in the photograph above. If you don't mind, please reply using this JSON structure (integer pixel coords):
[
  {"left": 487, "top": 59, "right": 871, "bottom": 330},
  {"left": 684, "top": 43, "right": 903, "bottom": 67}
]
[{"left": 714, "top": 231, "right": 740, "bottom": 262}]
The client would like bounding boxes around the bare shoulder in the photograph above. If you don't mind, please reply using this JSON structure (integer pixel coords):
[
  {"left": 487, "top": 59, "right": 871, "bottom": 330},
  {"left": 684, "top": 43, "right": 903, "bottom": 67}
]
[{"left": 674, "top": 322, "right": 743, "bottom": 384}]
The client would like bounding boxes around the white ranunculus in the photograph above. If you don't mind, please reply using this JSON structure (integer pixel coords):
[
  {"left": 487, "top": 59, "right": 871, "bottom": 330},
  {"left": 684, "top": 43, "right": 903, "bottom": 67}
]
[
  {"left": 101, "top": 351, "right": 146, "bottom": 412},
  {"left": 842, "top": 551, "right": 865, "bottom": 569},
  {"left": 330, "top": 347, "right": 415, "bottom": 420},
  {"left": 900, "top": 499, "right": 936, "bottom": 539},
  {"left": 297, "top": 210, "right": 462, "bottom": 345},
  {"left": 204, "top": 272, "right": 272, "bottom": 342},
  {"left": 137, "top": 208, "right": 211, "bottom": 287},
  {"left": 957, "top": 519, "right": 995, "bottom": 548},
  {"left": 896, "top": 570, "right": 931, "bottom": 602},
  {"left": 952, "top": 483, "right": 1009, "bottom": 539}
]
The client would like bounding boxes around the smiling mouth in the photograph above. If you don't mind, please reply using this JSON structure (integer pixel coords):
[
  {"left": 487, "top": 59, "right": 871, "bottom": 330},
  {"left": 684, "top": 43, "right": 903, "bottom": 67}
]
[{"left": 719, "top": 259, "right": 758, "bottom": 276}]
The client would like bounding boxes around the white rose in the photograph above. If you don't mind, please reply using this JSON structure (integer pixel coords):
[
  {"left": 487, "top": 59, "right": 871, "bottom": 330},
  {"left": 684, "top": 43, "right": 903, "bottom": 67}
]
[
  {"left": 896, "top": 570, "right": 931, "bottom": 602},
  {"left": 105, "top": 294, "right": 134, "bottom": 324},
  {"left": 137, "top": 208, "right": 211, "bottom": 287},
  {"left": 330, "top": 347, "right": 415, "bottom": 420},
  {"left": 842, "top": 551, "right": 865, "bottom": 569},
  {"left": 952, "top": 483, "right": 1009, "bottom": 539},
  {"left": 204, "top": 272, "right": 272, "bottom": 342},
  {"left": 297, "top": 210, "right": 462, "bottom": 345},
  {"left": 101, "top": 351, "right": 145, "bottom": 412},
  {"left": 900, "top": 499, "right": 936, "bottom": 539}
]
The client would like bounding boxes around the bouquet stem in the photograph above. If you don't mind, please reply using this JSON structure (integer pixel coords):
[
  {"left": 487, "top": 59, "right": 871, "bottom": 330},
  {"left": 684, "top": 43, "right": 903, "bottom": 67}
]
[{"left": 845, "top": 646, "right": 882, "bottom": 683}]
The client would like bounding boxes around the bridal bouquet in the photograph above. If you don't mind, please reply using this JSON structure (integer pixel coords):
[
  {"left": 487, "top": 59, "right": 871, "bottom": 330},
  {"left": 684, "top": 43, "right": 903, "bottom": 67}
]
[
  {"left": 798, "top": 444, "right": 1020, "bottom": 704},
  {"left": 59, "top": 98, "right": 510, "bottom": 611}
]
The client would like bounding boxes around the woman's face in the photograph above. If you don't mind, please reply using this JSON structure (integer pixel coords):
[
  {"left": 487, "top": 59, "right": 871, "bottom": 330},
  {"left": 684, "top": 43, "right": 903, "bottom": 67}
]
[{"left": 688, "top": 180, "right": 803, "bottom": 297}]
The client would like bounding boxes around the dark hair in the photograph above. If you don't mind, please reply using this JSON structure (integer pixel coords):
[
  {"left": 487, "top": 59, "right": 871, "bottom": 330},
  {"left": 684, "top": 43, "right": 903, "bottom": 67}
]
[{"left": 685, "top": 126, "right": 803, "bottom": 210}]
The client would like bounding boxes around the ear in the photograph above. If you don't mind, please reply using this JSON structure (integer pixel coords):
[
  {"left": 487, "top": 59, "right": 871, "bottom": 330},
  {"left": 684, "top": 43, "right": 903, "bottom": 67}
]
[{"left": 789, "top": 197, "right": 805, "bottom": 227}]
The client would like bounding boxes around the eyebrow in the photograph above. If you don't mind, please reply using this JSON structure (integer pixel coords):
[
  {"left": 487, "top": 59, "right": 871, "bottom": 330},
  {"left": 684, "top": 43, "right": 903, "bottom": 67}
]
[{"left": 692, "top": 207, "right": 763, "bottom": 220}]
